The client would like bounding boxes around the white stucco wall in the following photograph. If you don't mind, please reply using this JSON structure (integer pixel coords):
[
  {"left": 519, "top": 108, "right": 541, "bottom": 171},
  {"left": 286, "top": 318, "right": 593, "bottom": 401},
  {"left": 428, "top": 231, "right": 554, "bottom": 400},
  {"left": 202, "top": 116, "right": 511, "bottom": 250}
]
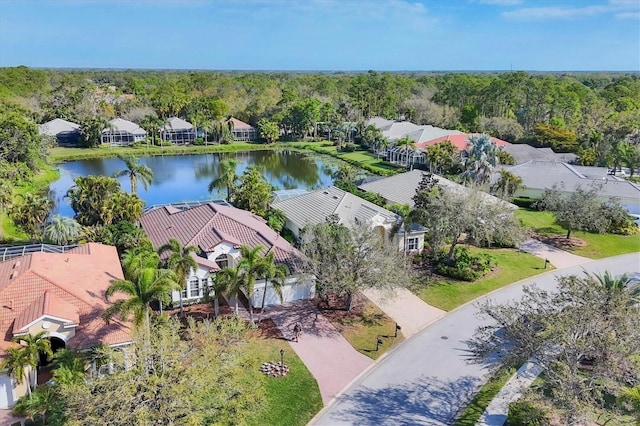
[{"left": 248, "top": 275, "right": 315, "bottom": 308}]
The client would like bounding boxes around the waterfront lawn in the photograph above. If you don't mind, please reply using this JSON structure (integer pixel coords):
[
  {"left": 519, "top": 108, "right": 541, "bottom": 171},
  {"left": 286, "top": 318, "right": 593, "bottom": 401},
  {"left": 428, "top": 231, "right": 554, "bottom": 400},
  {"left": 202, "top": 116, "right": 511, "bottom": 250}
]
[
  {"left": 454, "top": 367, "right": 516, "bottom": 426},
  {"left": 322, "top": 298, "right": 404, "bottom": 360},
  {"left": 515, "top": 208, "right": 640, "bottom": 259},
  {"left": 247, "top": 337, "right": 322, "bottom": 426},
  {"left": 303, "top": 144, "right": 401, "bottom": 175},
  {"left": 412, "top": 247, "right": 548, "bottom": 311}
]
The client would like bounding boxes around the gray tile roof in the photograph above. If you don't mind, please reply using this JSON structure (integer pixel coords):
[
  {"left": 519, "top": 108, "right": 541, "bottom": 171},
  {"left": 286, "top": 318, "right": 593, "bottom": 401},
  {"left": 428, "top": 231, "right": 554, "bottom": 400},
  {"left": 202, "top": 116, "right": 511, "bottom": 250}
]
[
  {"left": 502, "top": 161, "right": 640, "bottom": 200},
  {"left": 271, "top": 186, "right": 398, "bottom": 230},
  {"left": 358, "top": 170, "right": 514, "bottom": 208},
  {"left": 502, "top": 144, "right": 577, "bottom": 164},
  {"left": 38, "top": 118, "right": 80, "bottom": 136},
  {"left": 404, "top": 126, "right": 462, "bottom": 143},
  {"left": 104, "top": 118, "right": 147, "bottom": 135},
  {"left": 163, "top": 117, "right": 193, "bottom": 131}
]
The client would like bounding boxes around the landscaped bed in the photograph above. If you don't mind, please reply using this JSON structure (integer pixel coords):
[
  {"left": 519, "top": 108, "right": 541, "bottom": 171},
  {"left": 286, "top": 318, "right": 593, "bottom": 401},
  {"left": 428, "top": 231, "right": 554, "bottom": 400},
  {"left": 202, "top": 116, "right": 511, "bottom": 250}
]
[
  {"left": 516, "top": 208, "right": 640, "bottom": 258},
  {"left": 320, "top": 294, "right": 405, "bottom": 360},
  {"left": 411, "top": 247, "right": 549, "bottom": 311}
]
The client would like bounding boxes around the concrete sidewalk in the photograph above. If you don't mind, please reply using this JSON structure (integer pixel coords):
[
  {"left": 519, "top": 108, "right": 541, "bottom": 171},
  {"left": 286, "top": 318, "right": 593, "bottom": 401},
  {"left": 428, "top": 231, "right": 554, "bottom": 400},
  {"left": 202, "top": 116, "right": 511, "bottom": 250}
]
[
  {"left": 363, "top": 288, "right": 446, "bottom": 338},
  {"left": 266, "top": 301, "right": 372, "bottom": 405},
  {"left": 477, "top": 360, "right": 544, "bottom": 426},
  {"left": 518, "top": 238, "right": 591, "bottom": 269}
]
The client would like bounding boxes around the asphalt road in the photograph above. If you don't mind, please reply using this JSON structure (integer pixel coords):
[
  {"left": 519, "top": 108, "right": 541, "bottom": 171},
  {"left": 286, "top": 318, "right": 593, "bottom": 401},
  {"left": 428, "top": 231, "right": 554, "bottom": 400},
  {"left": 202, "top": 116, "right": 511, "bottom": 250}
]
[{"left": 312, "top": 253, "right": 640, "bottom": 426}]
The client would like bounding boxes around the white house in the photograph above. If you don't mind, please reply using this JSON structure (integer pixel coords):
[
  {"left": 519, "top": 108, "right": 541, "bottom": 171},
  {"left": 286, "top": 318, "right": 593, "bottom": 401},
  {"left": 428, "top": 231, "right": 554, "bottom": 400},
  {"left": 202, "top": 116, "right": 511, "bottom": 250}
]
[
  {"left": 139, "top": 203, "right": 315, "bottom": 308},
  {"left": 101, "top": 118, "right": 147, "bottom": 146},
  {"left": 161, "top": 117, "right": 196, "bottom": 145}
]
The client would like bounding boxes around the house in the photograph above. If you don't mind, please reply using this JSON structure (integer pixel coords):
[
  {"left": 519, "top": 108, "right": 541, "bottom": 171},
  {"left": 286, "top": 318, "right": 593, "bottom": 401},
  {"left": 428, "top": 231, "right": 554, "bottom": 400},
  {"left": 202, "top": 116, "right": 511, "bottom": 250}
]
[
  {"left": 0, "top": 243, "right": 132, "bottom": 408},
  {"left": 358, "top": 169, "right": 516, "bottom": 210},
  {"left": 38, "top": 118, "right": 81, "bottom": 146},
  {"left": 228, "top": 117, "right": 257, "bottom": 141},
  {"left": 500, "top": 144, "right": 577, "bottom": 165},
  {"left": 497, "top": 161, "right": 640, "bottom": 218},
  {"left": 270, "top": 186, "right": 426, "bottom": 253},
  {"left": 161, "top": 117, "right": 196, "bottom": 145},
  {"left": 139, "top": 203, "right": 314, "bottom": 308},
  {"left": 101, "top": 118, "right": 147, "bottom": 146},
  {"left": 413, "top": 133, "right": 511, "bottom": 153}
]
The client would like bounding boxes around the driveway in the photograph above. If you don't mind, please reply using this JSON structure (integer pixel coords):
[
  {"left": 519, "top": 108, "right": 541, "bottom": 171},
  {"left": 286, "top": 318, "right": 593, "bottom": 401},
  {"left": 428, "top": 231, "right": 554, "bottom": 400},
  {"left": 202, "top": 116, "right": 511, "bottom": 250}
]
[
  {"left": 312, "top": 253, "right": 639, "bottom": 425},
  {"left": 267, "top": 300, "right": 372, "bottom": 404},
  {"left": 518, "top": 238, "right": 591, "bottom": 269}
]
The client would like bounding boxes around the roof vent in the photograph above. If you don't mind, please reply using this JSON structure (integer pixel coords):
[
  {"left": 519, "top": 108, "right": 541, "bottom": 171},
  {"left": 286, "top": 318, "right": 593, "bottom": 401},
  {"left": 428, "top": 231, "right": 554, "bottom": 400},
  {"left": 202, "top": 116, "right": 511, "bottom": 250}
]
[
  {"left": 323, "top": 191, "right": 329, "bottom": 195},
  {"left": 10, "top": 271, "right": 17, "bottom": 280},
  {"left": 13, "top": 261, "right": 20, "bottom": 269}
]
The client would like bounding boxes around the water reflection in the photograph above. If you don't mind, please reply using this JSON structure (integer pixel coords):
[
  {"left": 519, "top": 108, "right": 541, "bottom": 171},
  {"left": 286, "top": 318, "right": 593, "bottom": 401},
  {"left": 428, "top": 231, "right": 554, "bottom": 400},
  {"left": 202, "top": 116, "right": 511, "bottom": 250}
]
[{"left": 49, "top": 150, "right": 337, "bottom": 217}]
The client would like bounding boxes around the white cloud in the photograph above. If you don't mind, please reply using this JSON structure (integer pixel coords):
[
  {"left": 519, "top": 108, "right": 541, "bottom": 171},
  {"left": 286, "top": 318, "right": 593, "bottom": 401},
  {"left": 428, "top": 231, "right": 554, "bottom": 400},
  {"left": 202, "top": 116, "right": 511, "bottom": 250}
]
[
  {"left": 616, "top": 11, "right": 640, "bottom": 19},
  {"left": 502, "top": 0, "right": 639, "bottom": 20},
  {"left": 477, "top": 0, "right": 522, "bottom": 5}
]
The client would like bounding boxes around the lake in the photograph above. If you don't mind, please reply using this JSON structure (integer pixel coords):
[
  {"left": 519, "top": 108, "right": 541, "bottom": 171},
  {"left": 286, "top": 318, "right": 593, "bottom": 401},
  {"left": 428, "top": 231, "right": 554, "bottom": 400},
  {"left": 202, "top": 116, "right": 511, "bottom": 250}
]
[{"left": 49, "top": 150, "right": 338, "bottom": 217}]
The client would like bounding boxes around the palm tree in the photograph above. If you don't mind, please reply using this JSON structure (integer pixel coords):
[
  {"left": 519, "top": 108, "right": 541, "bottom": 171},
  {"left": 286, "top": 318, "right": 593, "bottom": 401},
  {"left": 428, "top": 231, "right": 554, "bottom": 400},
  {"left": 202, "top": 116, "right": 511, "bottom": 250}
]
[
  {"left": 257, "top": 251, "right": 288, "bottom": 323},
  {"left": 158, "top": 238, "right": 198, "bottom": 316},
  {"left": 618, "top": 385, "right": 640, "bottom": 423},
  {"left": 9, "top": 193, "right": 53, "bottom": 240},
  {"left": 43, "top": 215, "right": 82, "bottom": 245},
  {"left": 491, "top": 170, "right": 524, "bottom": 200},
  {"left": 208, "top": 158, "right": 239, "bottom": 202},
  {"left": 461, "top": 134, "right": 498, "bottom": 185},
  {"left": 112, "top": 156, "right": 153, "bottom": 195},
  {"left": 215, "top": 266, "right": 244, "bottom": 316},
  {"left": 389, "top": 203, "right": 419, "bottom": 258},
  {"left": 238, "top": 245, "right": 267, "bottom": 325},
  {"left": 103, "top": 266, "right": 180, "bottom": 333},
  {"left": 332, "top": 165, "right": 357, "bottom": 182},
  {"left": 1, "top": 347, "right": 32, "bottom": 398},
  {"left": 394, "top": 136, "right": 415, "bottom": 167},
  {"left": 12, "top": 331, "right": 53, "bottom": 394},
  {"left": 140, "top": 115, "right": 164, "bottom": 146}
]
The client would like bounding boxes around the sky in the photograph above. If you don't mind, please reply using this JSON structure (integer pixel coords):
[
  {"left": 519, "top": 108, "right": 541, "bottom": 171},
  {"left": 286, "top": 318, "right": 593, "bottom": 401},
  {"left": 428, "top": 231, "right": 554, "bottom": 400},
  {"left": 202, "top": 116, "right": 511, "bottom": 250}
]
[{"left": 0, "top": 0, "right": 638, "bottom": 71}]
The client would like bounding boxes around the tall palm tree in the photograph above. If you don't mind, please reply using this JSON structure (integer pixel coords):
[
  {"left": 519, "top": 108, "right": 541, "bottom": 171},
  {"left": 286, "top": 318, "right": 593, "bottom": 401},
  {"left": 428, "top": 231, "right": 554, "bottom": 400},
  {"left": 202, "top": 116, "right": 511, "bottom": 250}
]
[
  {"left": 140, "top": 115, "right": 164, "bottom": 146},
  {"left": 394, "top": 136, "right": 415, "bottom": 167},
  {"left": 112, "top": 156, "right": 153, "bottom": 195},
  {"left": 461, "top": 134, "right": 498, "bottom": 185},
  {"left": 12, "top": 331, "right": 53, "bottom": 393},
  {"left": 9, "top": 193, "right": 53, "bottom": 240},
  {"left": 257, "top": 251, "right": 288, "bottom": 323},
  {"left": 103, "top": 266, "right": 180, "bottom": 333},
  {"left": 43, "top": 215, "right": 82, "bottom": 245},
  {"left": 208, "top": 158, "right": 239, "bottom": 202},
  {"left": 215, "top": 266, "right": 244, "bottom": 316},
  {"left": 158, "top": 238, "right": 198, "bottom": 316},
  {"left": 389, "top": 203, "right": 419, "bottom": 258},
  {"left": 238, "top": 245, "right": 267, "bottom": 325}
]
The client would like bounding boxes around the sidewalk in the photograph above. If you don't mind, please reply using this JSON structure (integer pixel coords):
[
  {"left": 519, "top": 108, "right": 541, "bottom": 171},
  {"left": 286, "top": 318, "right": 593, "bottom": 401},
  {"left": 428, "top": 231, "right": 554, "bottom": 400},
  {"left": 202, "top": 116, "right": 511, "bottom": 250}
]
[
  {"left": 518, "top": 238, "right": 591, "bottom": 269},
  {"left": 477, "top": 360, "right": 544, "bottom": 426},
  {"left": 266, "top": 301, "right": 373, "bottom": 404},
  {"left": 363, "top": 288, "right": 446, "bottom": 338}
]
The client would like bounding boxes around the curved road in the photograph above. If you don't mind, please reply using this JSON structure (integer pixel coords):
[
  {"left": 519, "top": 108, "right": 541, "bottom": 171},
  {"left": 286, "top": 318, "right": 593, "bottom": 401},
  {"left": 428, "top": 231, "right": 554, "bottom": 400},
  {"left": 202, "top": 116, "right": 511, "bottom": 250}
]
[{"left": 312, "top": 253, "right": 640, "bottom": 426}]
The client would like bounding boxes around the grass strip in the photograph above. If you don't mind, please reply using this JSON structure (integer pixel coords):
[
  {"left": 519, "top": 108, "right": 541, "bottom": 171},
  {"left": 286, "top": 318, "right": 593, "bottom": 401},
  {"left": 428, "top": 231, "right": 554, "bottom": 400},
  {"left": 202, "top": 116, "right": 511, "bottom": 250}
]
[{"left": 454, "top": 367, "right": 516, "bottom": 426}]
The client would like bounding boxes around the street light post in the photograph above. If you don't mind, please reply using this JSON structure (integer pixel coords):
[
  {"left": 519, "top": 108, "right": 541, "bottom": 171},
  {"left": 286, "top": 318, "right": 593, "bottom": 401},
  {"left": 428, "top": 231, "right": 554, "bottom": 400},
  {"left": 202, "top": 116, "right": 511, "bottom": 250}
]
[
  {"left": 394, "top": 323, "right": 402, "bottom": 338},
  {"left": 280, "top": 349, "right": 284, "bottom": 367}
]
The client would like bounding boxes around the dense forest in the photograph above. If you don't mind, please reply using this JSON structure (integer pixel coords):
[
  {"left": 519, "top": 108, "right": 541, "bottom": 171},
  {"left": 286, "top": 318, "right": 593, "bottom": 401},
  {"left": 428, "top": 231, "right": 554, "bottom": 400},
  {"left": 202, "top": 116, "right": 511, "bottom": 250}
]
[{"left": 1, "top": 66, "right": 639, "bottom": 173}]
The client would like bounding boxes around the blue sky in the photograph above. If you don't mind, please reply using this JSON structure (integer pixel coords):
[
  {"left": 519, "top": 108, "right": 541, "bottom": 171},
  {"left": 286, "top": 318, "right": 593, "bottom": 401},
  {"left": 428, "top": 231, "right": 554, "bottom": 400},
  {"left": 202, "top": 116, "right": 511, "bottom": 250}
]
[{"left": 0, "top": 0, "right": 638, "bottom": 71}]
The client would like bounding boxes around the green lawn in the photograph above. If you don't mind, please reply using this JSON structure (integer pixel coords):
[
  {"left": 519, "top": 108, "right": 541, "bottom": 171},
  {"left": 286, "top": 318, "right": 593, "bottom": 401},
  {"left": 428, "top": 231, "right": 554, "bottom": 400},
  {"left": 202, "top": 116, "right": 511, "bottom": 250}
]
[
  {"left": 454, "top": 367, "right": 516, "bottom": 426},
  {"left": 246, "top": 337, "right": 323, "bottom": 426},
  {"left": 323, "top": 300, "right": 404, "bottom": 360},
  {"left": 412, "top": 247, "right": 550, "bottom": 311},
  {"left": 515, "top": 209, "right": 640, "bottom": 259},
  {"left": 303, "top": 144, "right": 402, "bottom": 175}
]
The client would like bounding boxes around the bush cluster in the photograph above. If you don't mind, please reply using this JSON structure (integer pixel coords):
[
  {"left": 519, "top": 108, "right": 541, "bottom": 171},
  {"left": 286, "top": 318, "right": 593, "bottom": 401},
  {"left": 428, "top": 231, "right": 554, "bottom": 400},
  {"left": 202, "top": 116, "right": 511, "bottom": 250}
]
[{"left": 434, "top": 247, "right": 494, "bottom": 281}]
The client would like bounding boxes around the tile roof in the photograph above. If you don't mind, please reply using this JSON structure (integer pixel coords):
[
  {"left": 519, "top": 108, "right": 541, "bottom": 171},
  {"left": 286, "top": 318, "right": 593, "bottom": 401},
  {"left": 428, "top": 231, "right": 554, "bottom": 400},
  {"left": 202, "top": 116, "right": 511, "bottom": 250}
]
[
  {"left": 414, "top": 134, "right": 511, "bottom": 152},
  {"left": 228, "top": 117, "right": 254, "bottom": 130},
  {"left": 163, "top": 117, "right": 193, "bottom": 131},
  {"left": 358, "top": 170, "right": 514, "bottom": 209},
  {"left": 140, "top": 203, "right": 300, "bottom": 268},
  {"left": 0, "top": 243, "right": 132, "bottom": 357},
  {"left": 271, "top": 186, "right": 398, "bottom": 230},
  {"left": 103, "top": 118, "right": 147, "bottom": 135},
  {"left": 38, "top": 118, "right": 80, "bottom": 136},
  {"left": 13, "top": 291, "right": 80, "bottom": 333},
  {"left": 501, "top": 144, "right": 577, "bottom": 164},
  {"left": 501, "top": 161, "right": 640, "bottom": 201}
]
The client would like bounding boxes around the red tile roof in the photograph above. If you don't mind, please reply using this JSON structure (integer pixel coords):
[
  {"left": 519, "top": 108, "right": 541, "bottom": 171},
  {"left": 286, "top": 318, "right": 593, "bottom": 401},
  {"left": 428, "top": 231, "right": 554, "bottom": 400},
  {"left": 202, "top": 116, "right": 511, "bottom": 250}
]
[
  {"left": 140, "top": 203, "right": 300, "bottom": 269},
  {"left": 414, "top": 134, "right": 511, "bottom": 152},
  {"left": 0, "top": 243, "right": 132, "bottom": 357}
]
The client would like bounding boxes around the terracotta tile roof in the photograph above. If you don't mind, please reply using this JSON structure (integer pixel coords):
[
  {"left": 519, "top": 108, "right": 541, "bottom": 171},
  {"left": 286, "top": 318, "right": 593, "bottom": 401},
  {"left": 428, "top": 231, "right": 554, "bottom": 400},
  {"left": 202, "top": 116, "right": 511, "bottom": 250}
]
[
  {"left": 140, "top": 203, "right": 300, "bottom": 269},
  {"left": 227, "top": 117, "right": 254, "bottom": 130},
  {"left": 13, "top": 291, "right": 80, "bottom": 333},
  {"left": 414, "top": 134, "right": 511, "bottom": 152},
  {"left": 0, "top": 243, "right": 132, "bottom": 357}
]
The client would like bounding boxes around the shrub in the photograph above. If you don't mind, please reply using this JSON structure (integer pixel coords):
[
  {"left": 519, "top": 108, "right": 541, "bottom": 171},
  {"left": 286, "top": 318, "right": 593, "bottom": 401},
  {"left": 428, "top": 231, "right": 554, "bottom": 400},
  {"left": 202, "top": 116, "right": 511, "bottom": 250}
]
[
  {"left": 434, "top": 247, "right": 494, "bottom": 281},
  {"left": 340, "top": 143, "right": 357, "bottom": 152},
  {"left": 512, "top": 197, "right": 537, "bottom": 209},
  {"left": 193, "top": 137, "right": 205, "bottom": 146},
  {"left": 507, "top": 399, "right": 549, "bottom": 426}
]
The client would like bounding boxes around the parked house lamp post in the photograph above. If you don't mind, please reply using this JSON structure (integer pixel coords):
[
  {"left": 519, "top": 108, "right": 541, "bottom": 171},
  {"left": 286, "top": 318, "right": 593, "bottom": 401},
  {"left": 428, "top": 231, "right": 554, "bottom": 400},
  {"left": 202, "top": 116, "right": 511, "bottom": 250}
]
[
  {"left": 280, "top": 349, "right": 284, "bottom": 367},
  {"left": 375, "top": 336, "right": 384, "bottom": 351},
  {"left": 394, "top": 323, "right": 402, "bottom": 338}
]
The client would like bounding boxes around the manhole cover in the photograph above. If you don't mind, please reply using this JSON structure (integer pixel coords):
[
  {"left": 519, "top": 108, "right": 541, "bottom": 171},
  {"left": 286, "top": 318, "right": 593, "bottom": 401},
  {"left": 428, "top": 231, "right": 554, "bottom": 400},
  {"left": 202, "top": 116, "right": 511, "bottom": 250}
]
[{"left": 441, "top": 336, "right": 448, "bottom": 340}]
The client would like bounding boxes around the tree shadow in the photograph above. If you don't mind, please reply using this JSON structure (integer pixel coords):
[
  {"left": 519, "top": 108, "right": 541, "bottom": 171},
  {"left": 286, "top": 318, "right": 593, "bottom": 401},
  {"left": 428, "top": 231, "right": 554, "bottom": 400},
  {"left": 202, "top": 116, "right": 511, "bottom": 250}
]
[{"left": 331, "top": 375, "right": 481, "bottom": 425}]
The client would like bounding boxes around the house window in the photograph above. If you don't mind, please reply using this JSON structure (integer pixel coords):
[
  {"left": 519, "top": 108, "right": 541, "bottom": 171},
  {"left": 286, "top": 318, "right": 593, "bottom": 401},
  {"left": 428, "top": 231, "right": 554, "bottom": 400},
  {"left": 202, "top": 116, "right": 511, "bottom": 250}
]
[
  {"left": 407, "top": 237, "right": 419, "bottom": 251},
  {"left": 201, "top": 277, "right": 210, "bottom": 295},
  {"left": 215, "top": 254, "right": 229, "bottom": 269},
  {"left": 189, "top": 277, "right": 200, "bottom": 298}
]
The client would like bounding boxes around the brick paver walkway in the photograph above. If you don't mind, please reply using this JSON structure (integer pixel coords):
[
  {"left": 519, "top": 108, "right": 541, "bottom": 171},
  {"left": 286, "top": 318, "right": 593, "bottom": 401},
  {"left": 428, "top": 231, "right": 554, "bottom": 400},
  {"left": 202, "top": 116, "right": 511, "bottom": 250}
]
[{"left": 266, "top": 300, "right": 373, "bottom": 404}]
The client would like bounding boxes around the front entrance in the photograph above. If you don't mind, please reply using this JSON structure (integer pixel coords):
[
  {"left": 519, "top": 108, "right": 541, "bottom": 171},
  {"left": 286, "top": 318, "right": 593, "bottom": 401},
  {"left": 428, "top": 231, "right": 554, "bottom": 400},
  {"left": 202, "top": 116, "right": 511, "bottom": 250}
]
[{"left": 39, "top": 336, "right": 66, "bottom": 366}]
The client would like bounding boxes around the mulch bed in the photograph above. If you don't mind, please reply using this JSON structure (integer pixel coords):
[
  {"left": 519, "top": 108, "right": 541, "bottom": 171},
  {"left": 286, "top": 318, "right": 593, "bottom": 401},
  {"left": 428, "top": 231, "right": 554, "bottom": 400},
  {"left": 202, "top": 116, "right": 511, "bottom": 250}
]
[{"left": 538, "top": 234, "right": 587, "bottom": 250}]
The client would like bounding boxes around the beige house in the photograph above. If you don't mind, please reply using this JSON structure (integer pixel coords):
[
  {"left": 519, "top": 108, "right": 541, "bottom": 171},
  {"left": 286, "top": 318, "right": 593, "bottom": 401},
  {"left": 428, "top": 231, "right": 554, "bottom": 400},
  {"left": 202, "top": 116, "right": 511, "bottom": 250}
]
[{"left": 0, "top": 243, "right": 132, "bottom": 408}]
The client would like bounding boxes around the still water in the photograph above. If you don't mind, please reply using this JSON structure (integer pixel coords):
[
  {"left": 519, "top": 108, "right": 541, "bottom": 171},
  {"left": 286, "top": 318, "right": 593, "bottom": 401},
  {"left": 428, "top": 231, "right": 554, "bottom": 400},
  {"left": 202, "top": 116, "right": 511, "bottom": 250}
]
[{"left": 49, "top": 150, "right": 337, "bottom": 217}]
